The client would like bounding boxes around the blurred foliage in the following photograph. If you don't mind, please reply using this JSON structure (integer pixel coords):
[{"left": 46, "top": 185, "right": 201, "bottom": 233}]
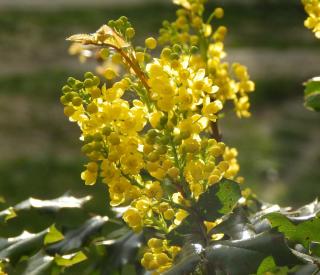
[{"left": 1, "top": 190, "right": 320, "bottom": 274}]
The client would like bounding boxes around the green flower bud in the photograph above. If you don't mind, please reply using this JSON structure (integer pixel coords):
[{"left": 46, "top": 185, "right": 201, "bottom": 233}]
[
  {"left": 126, "top": 27, "right": 135, "bottom": 39},
  {"left": 170, "top": 53, "right": 180, "bottom": 60},
  {"left": 75, "top": 82, "right": 84, "bottom": 90},
  {"left": 161, "top": 48, "right": 172, "bottom": 59},
  {"left": 148, "top": 151, "right": 160, "bottom": 162},
  {"left": 65, "top": 92, "right": 74, "bottom": 102},
  {"left": 92, "top": 76, "right": 100, "bottom": 86},
  {"left": 84, "top": 135, "right": 94, "bottom": 143},
  {"left": 173, "top": 44, "right": 182, "bottom": 53},
  {"left": 72, "top": 97, "right": 82, "bottom": 106},
  {"left": 102, "top": 126, "right": 112, "bottom": 136},
  {"left": 147, "top": 129, "right": 158, "bottom": 139},
  {"left": 93, "top": 133, "right": 103, "bottom": 141},
  {"left": 157, "top": 145, "right": 168, "bottom": 154},
  {"left": 84, "top": 79, "right": 94, "bottom": 88},
  {"left": 60, "top": 95, "right": 68, "bottom": 105},
  {"left": 84, "top": 72, "right": 94, "bottom": 79},
  {"left": 62, "top": 85, "right": 72, "bottom": 94},
  {"left": 190, "top": 46, "right": 199, "bottom": 54},
  {"left": 159, "top": 135, "right": 170, "bottom": 145},
  {"left": 81, "top": 144, "right": 93, "bottom": 154},
  {"left": 67, "top": 77, "right": 76, "bottom": 86}
]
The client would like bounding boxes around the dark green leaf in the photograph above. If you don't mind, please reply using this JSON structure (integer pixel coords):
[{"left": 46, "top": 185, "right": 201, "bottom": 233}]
[
  {"left": 205, "top": 230, "right": 302, "bottom": 275},
  {"left": 257, "top": 256, "right": 276, "bottom": 275},
  {"left": 101, "top": 231, "right": 143, "bottom": 273},
  {"left": 304, "top": 77, "right": 320, "bottom": 96},
  {"left": 198, "top": 179, "right": 241, "bottom": 221},
  {"left": 209, "top": 207, "right": 255, "bottom": 240},
  {"left": 163, "top": 242, "right": 202, "bottom": 275},
  {"left": 311, "top": 242, "right": 320, "bottom": 257},
  {"left": 44, "top": 225, "right": 64, "bottom": 245},
  {"left": 55, "top": 251, "right": 87, "bottom": 267},
  {"left": 166, "top": 215, "right": 204, "bottom": 246},
  {"left": 14, "top": 194, "right": 92, "bottom": 212},
  {"left": 22, "top": 250, "right": 54, "bottom": 275},
  {"left": 46, "top": 216, "right": 108, "bottom": 255},
  {"left": 0, "top": 194, "right": 91, "bottom": 222},
  {"left": 0, "top": 230, "right": 47, "bottom": 262},
  {"left": 265, "top": 213, "right": 320, "bottom": 248},
  {"left": 304, "top": 78, "right": 320, "bottom": 111}
]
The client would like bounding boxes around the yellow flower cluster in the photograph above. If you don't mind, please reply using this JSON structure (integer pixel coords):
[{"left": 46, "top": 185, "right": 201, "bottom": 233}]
[
  {"left": 160, "top": 0, "right": 255, "bottom": 118},
  {"left": 63, "top": 0, "right": 255, "bottom": 271},
  {"left": 302, "top": 0, "right": 320, "bottom": 38},
  {"left": 141, "top": 238, "right": 181, "bottom": 274}
]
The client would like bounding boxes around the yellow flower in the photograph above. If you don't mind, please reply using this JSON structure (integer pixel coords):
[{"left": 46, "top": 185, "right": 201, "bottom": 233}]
[
  {"left": 145, "top": 181, "right": 163, "bottom": 200},
  {"left": 174, "top": 209, "right": 189, "bottom": 226},
  {"left": 123, "top": 207, "right": 143, "bottom": 232},
  {"left": 173, "top": 0, "right": 191, "bottom": 10},
  {"left": 120, "top": 153, "right": 144, "bottom": 175},
  {"left": 81, "top": 162, "right": 98, "bottom": 185}
]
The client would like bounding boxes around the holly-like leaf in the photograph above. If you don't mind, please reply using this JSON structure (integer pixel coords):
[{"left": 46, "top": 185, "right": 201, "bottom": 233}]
[
  {"left": 100, "top": 230, "right": 143, "bottom": 273},
  {"left": 257, "top": 256, "right": 277, "bottom": 275},
  {"left": 22, "top": 250, "right": 54, "bottom": 275},
  {"left": 46, "top": 216, "right": 108, "bottom": 255},
  {"left": 0, "top": 194, "right": 91, "bottom": 222},
  {"left": 44, "top": 225, "right": 64, "bottom": 245},
  {"left": 205, "top": 230, "right": 302, "bottom": 275},
  {"left": 166, "top": 215, "right": 205, "bottom": 246},
  {"left": 163, "top": 242, "right": 202, "bottom": 275},
  {"left": 198, "top": 179, "right": 241, "bottom": 221},
  {"left": 209, "top": 207, "right": 255, "bottom": 240},
  {"left": 304, "top": 77, "right": 320, "bottom": 112},
  {"left": 55, "top": 251, "right": 87, "bottom": 267},
  {"left": 0, "top": 230, "right": 47, "bottom": 262},
  {"left": 265, "top": 213, "right": 320, "bottom": 249},
  {"left": 257, "top": 256, "right": 289, "bottom": 275},
  {"left": 14, "top": 194, "right": 92, "bottom": 212},
  {"left": 0, "top": 207, "right": 17, "bottom": 222}
]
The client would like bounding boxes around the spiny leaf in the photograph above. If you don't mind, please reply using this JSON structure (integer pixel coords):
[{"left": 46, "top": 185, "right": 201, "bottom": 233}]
[
  {"left": 198, "top": 179, "right": 241, "bottom": 221},
  {"left": 209, "top": 207, "right": 255, "bottom": 240},
  {"left": 265, "top": 213, "right": 320, "bottom": 248},
  {"left": 55, "top": 251, "right": 87, "bottom": 267},
  {"left": 163, "top": 242, "right": 202, "bottom": 275},
  {"left": 304, "top": 77, "right": 320, "bottom": 111},
  {"left": 101, "top": 230, "right": 143, "bottom": 272},
  {"left": 44, "top": 225, "right": 64, "bottom": 245},
  {"left": 46, "top": 216, "right": 108, "bottom": 255},
  {"left": 204, "top": 230, "right": 302, "bottom": 275},
  {"left": 257, "top": 256, "right": 277, "bottom": 275},
  {"left": 0, "top": 230, "right": 47, "bottom": 261},
  {"left": 3, "top": 207, "right": 16, "bottom": 222},
  {"left": 0, "top": 194, "right": 91, "bottom": 223},
  {"left": 166, "top": 215, "right": 205, "bottom": 246},
  {"left": 22, "top": 250, "right": 54, "bottom": 275}
]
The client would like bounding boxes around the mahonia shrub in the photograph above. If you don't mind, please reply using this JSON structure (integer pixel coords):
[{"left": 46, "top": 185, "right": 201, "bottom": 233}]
[{"left": 61, "top": 0, "right": 255, "bottom": 273}]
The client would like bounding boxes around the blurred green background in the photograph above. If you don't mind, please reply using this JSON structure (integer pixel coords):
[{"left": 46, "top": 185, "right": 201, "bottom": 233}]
[{"left": 0, "top": 0, "right": 319, "bottom": 226}]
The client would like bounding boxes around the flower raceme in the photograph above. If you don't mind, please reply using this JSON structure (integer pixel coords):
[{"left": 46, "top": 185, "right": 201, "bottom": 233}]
[{"left": 62, "top": 0, "right": 254, "bottom": 273}]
